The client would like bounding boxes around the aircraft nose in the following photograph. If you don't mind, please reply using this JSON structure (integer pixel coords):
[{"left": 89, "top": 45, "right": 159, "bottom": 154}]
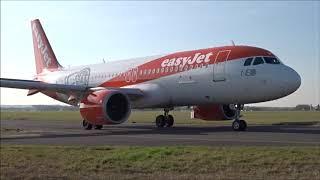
[{"left": 280, "top": 66, "right": 301, "bottom": 95}]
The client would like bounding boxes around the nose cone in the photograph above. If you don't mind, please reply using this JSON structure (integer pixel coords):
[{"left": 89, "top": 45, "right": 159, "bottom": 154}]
[{"left": 279, "top": 66, "right": 301, "bottom": 95}]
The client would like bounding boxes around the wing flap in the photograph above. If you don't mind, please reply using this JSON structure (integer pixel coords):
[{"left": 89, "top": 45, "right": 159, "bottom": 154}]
[
  {"left": 27, "top": 89, "right": 41, "bottom": 96},
  {"left": 0, "top": 78, "right": 144, "bottom": 98},
  {"left": 0, "top": 78, "right": 87, "bottom": 92},
  {"left": 89, "top": 87, "right": 144, "bottom": 97}
]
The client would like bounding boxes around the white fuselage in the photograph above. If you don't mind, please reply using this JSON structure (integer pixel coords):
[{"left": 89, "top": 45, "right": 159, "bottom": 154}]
[{"left": 37, "top": 52, "right": 301, "bottom": 108}]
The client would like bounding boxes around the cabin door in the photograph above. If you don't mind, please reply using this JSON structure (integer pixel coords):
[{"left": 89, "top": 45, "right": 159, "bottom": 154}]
[{"left": 213, "top": 50, "right": 231, "bottom": 82}]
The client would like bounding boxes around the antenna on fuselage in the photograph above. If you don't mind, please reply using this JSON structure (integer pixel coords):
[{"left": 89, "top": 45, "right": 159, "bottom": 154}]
[{"left": 231, "top": 40, "right": 235, "bottom": 46}]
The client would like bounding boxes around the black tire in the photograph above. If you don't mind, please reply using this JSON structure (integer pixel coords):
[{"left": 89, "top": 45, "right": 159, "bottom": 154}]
[
  {"left": 166, "top": 115, "right": 174, "bottom": 127},
  {"left": 239, "top": 120, "right": 247, "bottom": 131},
  {"left": 94, "top": 125, "right": 103, "bottom": 130},
  {"left": 232, "top": 120, "right": 241, "bottom": 131},
  {"left": 82, "top": 120, "right": 93, "bottom": 130},
  {"left": 156, "top": 115, "right": 166, "bottom": 128},
  {"left": 232, "top": 120, "right": 247, "bottom": 131}
]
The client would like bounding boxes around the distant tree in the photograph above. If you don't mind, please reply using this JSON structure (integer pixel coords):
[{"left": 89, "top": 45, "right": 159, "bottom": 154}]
[{"left": 295, "top": 104, "right": 311, "bottom": 111}]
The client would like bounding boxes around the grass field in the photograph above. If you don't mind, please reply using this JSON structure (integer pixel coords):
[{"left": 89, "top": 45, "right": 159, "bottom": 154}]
[
  {"left": 1, "top": 110, "right": 320, "bottom": 125},
  {"left": 1, "top": 145, "right": 319, "bottom": 180},
  {"left": 1, "top": 112, "right": 320, "bottom": 179}
]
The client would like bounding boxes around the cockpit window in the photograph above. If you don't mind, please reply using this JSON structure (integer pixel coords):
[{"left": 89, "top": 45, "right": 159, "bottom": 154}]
[
  {"left": 263, "top": 57, "right": 281, "bottom": 64},
  {"left": 253, "top": 57, "right": 264, "bottom": 65},
  {"left": 244, "top": 58, "right": 253, "bottom": 66}
]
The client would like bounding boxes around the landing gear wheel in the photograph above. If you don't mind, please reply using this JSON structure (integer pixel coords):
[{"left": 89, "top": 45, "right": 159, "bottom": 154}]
[
  {"left": 94, "top": 125, "right": 103, "bottom": 130},
  {"left": 232, "top": 120, "right": 241, "bottom": 131},
  {"left": 166, "top": 115, "right": 174, "bottom": 127},
  {"left": 239, "top": 120, "right": 247, "bottom": 130},
  {"left": 82, "top": 120, "right": 93, "bottom": 130},
  {"left": 155, "top": 108, "right": 175, "bottom": 128},
  {"left": 231, "top": 104, "right": 247, "bottom": 131},
  {"left": 232, "top": 119, "right": 247, "bottom": 131},
  {"left": 156, "top": 115, "right": 166, "bottom": 128}
]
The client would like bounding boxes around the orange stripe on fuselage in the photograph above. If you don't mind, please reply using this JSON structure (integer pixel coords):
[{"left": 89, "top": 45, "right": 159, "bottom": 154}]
[{"left": 100, "top": 46, "right": 274, "bottom": 87}]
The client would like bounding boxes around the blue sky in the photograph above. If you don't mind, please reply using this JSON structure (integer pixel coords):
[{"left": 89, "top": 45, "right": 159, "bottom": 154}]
[{"left": 1, "top": 1, "right": 319, "bottom": 106}]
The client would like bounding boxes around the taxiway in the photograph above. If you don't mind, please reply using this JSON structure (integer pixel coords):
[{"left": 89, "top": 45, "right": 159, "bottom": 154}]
[{"left": 1, "top": 120, "right": 319, "bottom": 146}]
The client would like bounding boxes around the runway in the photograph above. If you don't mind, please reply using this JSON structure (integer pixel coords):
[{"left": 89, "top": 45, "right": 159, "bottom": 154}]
[{"left": 1, "top": 120, "right": 320, "bottom": 146}]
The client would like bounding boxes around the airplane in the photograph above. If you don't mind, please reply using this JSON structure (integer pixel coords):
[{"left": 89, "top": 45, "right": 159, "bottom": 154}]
[{"left": 0, "top": 19, "right": 301, "bottom": 131}]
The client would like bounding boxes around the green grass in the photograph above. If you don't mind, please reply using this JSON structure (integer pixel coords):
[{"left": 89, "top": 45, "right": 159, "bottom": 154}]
[
  {"left": 1, "top": 111, "right": 319, "bottom": 125},
  {"left": 1, "top": 145, "right": 319, "bottom": 179}
]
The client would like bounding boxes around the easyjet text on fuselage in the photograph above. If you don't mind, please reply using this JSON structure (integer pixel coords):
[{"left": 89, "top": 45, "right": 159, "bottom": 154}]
[{"left": 161, "top": 52, "right": 213, "bottom": 68}]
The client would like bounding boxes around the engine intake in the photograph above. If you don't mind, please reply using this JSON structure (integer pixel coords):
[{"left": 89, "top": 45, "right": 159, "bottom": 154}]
[
  {"left": 80, "top": 90, "right": 131, "bottom": 125},
  {"left": 104, "top": 93, "right": 130, "bottom": 122}
]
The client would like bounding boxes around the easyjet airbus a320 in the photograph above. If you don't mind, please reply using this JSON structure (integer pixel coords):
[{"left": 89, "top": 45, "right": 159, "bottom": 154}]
[{"left": 0, "top": 19, "right": 301, "bottom": 131}]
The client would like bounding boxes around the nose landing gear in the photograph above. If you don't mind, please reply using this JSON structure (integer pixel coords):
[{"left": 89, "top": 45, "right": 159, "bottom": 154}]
[
  {"left": 232, "top": 104, "right": 247, "bottom": 131},
  {"left": 155, "top": 108, "right": 174, "bottom": 128}
]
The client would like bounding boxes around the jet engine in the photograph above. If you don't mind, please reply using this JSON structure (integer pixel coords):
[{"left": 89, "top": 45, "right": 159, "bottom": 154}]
[
  {"left": 79, "top": 90, "right": 131, "bottom": 125},
  {"left": 191, "top": 104, "right": 236, "bottom": 120}
]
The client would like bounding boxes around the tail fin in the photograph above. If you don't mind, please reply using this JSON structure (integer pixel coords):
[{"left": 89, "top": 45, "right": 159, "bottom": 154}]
[{"left": 31, "top": 19, "right": 62, "bottom": 74}]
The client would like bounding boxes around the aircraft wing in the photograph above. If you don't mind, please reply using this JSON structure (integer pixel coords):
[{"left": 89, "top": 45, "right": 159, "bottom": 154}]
[{"left": 0, "top": 78, "right": 144, "bottom": 97}]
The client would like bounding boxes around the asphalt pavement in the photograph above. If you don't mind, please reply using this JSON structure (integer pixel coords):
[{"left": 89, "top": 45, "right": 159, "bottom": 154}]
[{"left": 1, "top": 120, "right": 320, "bottom": 146}]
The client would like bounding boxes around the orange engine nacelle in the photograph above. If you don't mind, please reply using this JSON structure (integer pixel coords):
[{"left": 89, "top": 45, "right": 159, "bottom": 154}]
[
  {"left": 191, "top": 104, "right": 236, "bottom": 121},
  {"left": 79, "top": 90, "right": 131, "bottom": 125}
]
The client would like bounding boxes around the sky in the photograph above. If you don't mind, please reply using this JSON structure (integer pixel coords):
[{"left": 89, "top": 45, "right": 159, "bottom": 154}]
[{"left": 1, "top": 1, "right": 319, "bottom": 107}]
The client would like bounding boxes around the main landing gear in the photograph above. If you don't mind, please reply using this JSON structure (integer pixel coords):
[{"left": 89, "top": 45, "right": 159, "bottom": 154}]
[
  {"left": 155, "top": 108, "right": 174, "bottom": 128},
  {"left": 82, "top": 120, "right": 103, "bottom": 130},
  {"left": 232, "top": 104, "right": 247, "bottom": 131}
]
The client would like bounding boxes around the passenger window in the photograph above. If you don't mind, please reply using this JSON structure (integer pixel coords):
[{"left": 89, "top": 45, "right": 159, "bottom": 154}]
[
  {"left": 244, "top": 58, "right": 253, "bottom": 66},
  {"left": 253, "top": 57, "right": 264, "bottom": 65}
]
